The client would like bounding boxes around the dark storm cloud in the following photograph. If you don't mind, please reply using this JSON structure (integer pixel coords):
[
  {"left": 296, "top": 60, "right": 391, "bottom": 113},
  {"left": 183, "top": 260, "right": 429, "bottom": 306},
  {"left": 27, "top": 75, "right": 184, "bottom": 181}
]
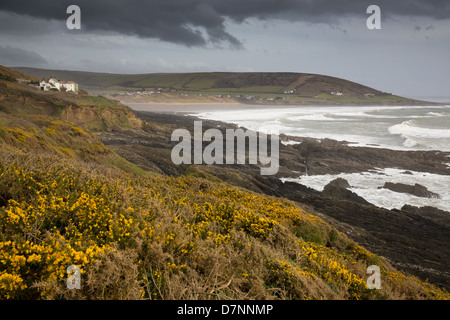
[
  {"left": 0, "top": 0, "right": 449, "bottom": 47},
  {"left": 212, "top": 0, "right": 450, "bottom": 21}
]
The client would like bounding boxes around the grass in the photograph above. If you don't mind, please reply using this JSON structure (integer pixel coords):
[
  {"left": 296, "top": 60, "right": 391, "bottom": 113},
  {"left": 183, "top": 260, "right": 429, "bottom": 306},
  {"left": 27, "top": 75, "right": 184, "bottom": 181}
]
[
  {"left": 0, "top": 65, "right": 447, "bottom": 300},
  {"left": 0, "top": 65, "right": 39, "bottom": 82},
  {"left": 104, "top": 154, "right": 150, "bottom": 176},
  {"left": 0, "top": 79, "right": 144, "bottom": 133},
  {"left": 203, "top": 86, "right": 287, "bottom": 94},
  {"left": 1, "top": 147, "right": 448, "bottom": 300},
  {"left": 128, "top": 73, "right": 196, "bottom": 89},
  {"left": 183, "top": 166, "right": 223, "bottom": 183},
  {"left": 315, "top": 93, "right": 417, "bottom": 104},
  {"left": 182, "top": 73, "right": 228, "bottom": 90},
  {"left": 0, "top": 115, "right": 449, "bottom": 300},
  {"left": 12, "top": 67, "right": 430, "bottom": 105},
  {"left": 76, "top": 95, "right": 124, "bottom": 109}
]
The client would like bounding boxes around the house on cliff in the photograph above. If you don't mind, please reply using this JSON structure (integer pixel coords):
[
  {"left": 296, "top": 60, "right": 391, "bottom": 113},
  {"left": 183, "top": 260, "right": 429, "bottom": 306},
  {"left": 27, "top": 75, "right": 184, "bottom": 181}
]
[{"left": 40, "top": 77, "right": 78, "bottom": 93}]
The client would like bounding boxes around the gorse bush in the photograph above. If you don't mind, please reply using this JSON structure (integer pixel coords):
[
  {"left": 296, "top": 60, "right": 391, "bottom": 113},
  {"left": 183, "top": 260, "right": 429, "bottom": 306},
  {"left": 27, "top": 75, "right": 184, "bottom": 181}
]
[
  {"left": 0, "top": 107, "right": 448, "bottom": 300},
  {"left": 1, "top": 66, "right": 448, "bottom": 300},
  {"left": 0, "top": 150, "right": 448, "bottom": 300}
]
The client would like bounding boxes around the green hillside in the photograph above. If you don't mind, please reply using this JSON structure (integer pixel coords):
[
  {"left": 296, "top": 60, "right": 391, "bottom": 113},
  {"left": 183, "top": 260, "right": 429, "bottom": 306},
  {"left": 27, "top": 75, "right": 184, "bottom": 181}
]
[
  {"left": 0, "top": 65, "right": 39, "bottom": 83},
  {"left": 0, "top": 65, "right": 448, "bottom": 300},
  {"left": 13, "top": 67, "right": 428, "bottom": 105}
]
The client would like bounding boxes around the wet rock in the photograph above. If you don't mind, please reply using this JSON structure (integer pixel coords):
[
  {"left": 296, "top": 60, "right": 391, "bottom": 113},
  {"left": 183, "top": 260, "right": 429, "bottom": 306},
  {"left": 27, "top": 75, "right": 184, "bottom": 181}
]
[
  {"left": 102, "top": 110, "right": 450, "bottom": 290},
  {"left": 328, "top": 178, "right": 351, "bottom": 189},
  {"left": 380, "top": 182, "right": 440, "bottom": 199},
  {"left": 322, "top": 183, "right": 370, "bottom": 205},
  {"left": 401, "top": 205, "right": 450, "bottom": 228}
]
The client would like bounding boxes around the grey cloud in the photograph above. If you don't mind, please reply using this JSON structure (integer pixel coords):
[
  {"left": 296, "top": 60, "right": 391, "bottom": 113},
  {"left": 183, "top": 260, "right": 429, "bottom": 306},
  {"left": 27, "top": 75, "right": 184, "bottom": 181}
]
[
  {"left": 0, "top": 0, "right": 241, "bottom": 47},
  {"left": 210, "top": 0, "right": 450, "bottom": 22},
  {"left": 414, "top": 24, "right": 436, "bottom": 33},
  {"left": 0, "top": 46, "right": 48, "bottom": 67},
  {"left": 0, "top": 0, "right": 449, "bottom": 48}
]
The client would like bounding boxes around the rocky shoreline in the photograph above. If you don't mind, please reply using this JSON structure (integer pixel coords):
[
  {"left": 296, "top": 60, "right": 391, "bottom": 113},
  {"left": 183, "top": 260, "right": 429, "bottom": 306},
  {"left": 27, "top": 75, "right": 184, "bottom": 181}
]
[{"left": 95, "top": 110, "right": 450, "bottom": 290}]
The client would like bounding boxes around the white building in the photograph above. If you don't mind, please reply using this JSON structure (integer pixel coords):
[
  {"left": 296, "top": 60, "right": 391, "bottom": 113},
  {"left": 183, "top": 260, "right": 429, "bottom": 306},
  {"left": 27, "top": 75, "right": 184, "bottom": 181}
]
[{"left": 40, "top": 77, "right": 78, "bottom": 93}]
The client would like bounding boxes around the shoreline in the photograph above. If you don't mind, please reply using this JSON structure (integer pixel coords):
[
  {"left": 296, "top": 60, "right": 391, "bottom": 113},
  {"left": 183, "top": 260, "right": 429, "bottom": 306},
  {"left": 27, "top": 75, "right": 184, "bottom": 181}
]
[
  {"left": 128, "top": 103, "right": 450, "bottom": 154},
  {"left": 125, "top": 101, "right": 446, "bottom": 114},
  {"left": 126, "top": 102, "right": 256, "bottom": 113},
  {"left": 96, "top": 109, "right": 450, "bottom": 289},
  {"left": 133, "top": 108, "right": 450, "bottom": 212},
  {"left": 134, "top": 109, "right": 450, "bottom": 175}
]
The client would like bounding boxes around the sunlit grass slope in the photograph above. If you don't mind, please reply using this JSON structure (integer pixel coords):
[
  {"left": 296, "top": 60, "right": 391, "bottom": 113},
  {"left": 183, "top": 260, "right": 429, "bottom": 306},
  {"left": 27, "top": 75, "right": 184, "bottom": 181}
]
[
  {"left": 0, "top": 118, "right": 448, "bottom": 300},
  {"left": 0, "top": 65, "right": 448, "bottom": 300}
]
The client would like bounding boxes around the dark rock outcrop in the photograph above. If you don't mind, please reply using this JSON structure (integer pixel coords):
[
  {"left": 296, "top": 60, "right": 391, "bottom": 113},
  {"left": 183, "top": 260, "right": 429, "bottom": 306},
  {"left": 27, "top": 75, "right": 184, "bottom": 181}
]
[
  {"left": 328, "top": 178, "right": 351, "bottom": 189},
  {"left": 322, "top": 184, "right": 370, "bottom": 205},
  {"left": 379, "top": 182, "right": 440, "bottom": 199},
  {"left": 97, "top": 110, "right": 450, "bottom": 290},
  {"left": 291, "top": 137, "right": 450, "bottom": 176},
  {"left": 401, "top": 205, "right": 450, "bottom": 228}
]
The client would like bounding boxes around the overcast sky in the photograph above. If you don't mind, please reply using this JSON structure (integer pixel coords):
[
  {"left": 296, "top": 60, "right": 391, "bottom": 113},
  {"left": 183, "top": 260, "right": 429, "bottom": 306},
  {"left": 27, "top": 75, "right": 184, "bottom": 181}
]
[{"left": 0, "top": 0, "right": 449, "bottom": 99}]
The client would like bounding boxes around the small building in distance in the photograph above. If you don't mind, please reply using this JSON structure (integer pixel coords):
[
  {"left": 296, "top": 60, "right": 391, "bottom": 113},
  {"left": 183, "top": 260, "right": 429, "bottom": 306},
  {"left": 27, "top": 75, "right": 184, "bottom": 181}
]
[{"left": 40, "top": 77, "right": 79, "bottom": 93}]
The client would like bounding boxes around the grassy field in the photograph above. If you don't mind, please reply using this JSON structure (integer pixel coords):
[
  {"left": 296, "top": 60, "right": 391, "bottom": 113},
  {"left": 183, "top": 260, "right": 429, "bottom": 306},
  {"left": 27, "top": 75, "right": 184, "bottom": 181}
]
[{"left": 13, "top": 67, "right": 431, "bottom": 105}]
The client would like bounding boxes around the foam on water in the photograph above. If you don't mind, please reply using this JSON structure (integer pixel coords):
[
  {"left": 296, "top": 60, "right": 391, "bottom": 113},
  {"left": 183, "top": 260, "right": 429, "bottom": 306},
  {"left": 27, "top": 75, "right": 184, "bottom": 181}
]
[
  {"left": 281, "top": 140, "right": 302, "bottom": 146},
  {"left": 192, "top": 105, "right": 450, "bottom": 211},
  {"left": 281, "top": 168, "right": 450, "bottom": 212},
  {"left": 427, "top": 112, "right": 446, "bottom": 117},
  {"left": 388, "top": 120, "right": 450, "bottom": 139},
  {"left": 193, "top": 105, "right": 450, "bottom": 152}
]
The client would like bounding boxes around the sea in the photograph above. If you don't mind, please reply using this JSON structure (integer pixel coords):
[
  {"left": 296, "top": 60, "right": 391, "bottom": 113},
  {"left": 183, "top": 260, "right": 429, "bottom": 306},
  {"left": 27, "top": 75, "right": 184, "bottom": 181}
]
[{"left": 191, "top": 104, "right": 450, "bottom": 212}]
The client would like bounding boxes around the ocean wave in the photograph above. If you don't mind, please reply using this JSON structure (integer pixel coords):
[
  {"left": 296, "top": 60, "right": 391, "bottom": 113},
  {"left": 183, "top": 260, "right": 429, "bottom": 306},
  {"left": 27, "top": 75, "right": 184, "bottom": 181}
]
[
  {"left": 282, "top": 168, "right": 450, "bottom": 212},
  {"left": 192, "top": 106, "right": 450, "bottom": 152},
  {"left": 388, "top": 120, "right": 450, "bottom": 139},
  {"left": 287, "top": 113, "right": 353, "bottom": 122},
  {"left": 426, "top": 111, "right": 448, "bottom": 117},
  {"left": 359, "top": 112, "right": 399, "bottom": 119},
  {"left": 281, "top": 140, "right": 302, "bottom": 146}
]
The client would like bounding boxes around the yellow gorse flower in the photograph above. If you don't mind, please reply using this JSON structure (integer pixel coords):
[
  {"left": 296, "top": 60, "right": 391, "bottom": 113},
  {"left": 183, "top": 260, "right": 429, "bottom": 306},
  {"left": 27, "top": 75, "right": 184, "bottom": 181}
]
[{"left": 0, "top": 154, "right": 448, "bottom": 300}]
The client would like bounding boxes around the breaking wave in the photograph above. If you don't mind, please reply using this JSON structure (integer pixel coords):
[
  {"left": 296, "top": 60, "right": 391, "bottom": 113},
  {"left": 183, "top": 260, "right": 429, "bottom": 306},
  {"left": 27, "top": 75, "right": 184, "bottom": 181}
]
[{"left": 194, "top": 105, "right": 450, "bottom": 152}]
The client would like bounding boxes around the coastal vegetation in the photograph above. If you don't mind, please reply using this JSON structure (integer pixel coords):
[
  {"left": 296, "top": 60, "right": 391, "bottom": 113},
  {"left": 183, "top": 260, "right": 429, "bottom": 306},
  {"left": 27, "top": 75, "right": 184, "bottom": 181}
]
[
  {"left": 0, "top": 65, "right": 448, "bottom": 300},
  {"left": 14, "top": 67, "right": 430, "bottom": 106}
]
